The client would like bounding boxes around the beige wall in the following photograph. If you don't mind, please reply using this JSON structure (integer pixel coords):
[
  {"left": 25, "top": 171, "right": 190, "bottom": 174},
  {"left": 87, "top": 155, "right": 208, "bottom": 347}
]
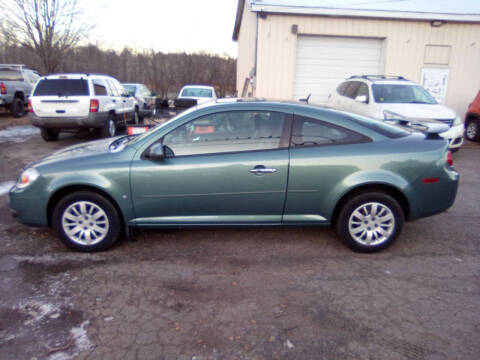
[
  {"left": 236, "top": 3, "right": 257, "bottom": 97},
  {"left": 238, "top": 12, "right": 480, "bottom": 117}
]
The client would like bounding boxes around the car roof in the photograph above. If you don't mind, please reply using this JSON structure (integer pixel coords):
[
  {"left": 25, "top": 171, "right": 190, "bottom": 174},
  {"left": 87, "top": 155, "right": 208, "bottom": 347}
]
[
  {"left": 181, "top": 85, "right": 215, "bottom": 90},
  {"left": 346, "top": 75, "right": 416, "bottom": 85},
  {"left": 40, "top": 73, "right": 113, "bottom": 80}
]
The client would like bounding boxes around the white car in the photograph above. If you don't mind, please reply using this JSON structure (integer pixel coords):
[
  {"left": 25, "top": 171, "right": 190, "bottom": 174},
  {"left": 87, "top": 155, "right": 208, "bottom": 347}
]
[
  {"left": 328, "top": 76, "right": 464, "bottom": 150},
  {"left": 29, "top": 73, "right": 136, "bottom": 141},
  {"left": 175, "top": 85, "right": 217, "bottom": 107}
]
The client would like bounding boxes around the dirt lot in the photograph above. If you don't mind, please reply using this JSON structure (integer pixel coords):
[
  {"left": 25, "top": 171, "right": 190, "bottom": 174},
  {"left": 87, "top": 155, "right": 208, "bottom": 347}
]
[{"left": 0, "top": 113, "right": 479, "bottom": 360}]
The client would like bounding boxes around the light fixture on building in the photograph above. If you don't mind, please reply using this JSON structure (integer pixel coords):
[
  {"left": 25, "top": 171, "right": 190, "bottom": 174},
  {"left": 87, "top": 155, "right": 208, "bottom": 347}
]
[
  {"left": 431, "top": 20, "right": 445, "bottom": 27},
  {"left": 291, "top": 24, "right": 298, "bottom": 34}
]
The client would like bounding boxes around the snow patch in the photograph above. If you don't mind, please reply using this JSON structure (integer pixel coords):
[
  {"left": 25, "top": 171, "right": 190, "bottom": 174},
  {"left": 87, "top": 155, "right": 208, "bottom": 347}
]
[
  {"left": 0, "top": 125, "right": 39, "bottom": 143},
  {"left": 71, "top": 321, "right": 93, "bottom": 351},
  {"left": 20, "top": 300, "right": 57, "bottom": 325},
  {"left": 0, "top": 181, "right": 15, "bottom": 196}
]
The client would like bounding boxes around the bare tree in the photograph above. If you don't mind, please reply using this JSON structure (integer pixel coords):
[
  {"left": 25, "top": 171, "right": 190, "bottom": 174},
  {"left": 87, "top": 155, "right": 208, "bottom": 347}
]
[{"left": 1, "top": 0, "right": 93, "bottom": 73}]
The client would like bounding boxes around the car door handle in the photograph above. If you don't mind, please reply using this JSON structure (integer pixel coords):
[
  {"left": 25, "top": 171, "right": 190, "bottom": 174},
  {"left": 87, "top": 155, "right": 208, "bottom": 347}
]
[
  {"left": 112, "top": 99, "right": 116, "bottom": 103},
  {"left": 249, "top": 166, "right": 277, "bottom": 175}
]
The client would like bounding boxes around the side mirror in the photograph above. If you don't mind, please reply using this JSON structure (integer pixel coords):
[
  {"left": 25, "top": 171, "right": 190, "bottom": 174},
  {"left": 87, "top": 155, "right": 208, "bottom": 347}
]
[
  {"left": 147, "top": 143, "right": 164, "bottom": 160},
  {"left": 355, "top": 95, "right": 368, "bottom": 103}
]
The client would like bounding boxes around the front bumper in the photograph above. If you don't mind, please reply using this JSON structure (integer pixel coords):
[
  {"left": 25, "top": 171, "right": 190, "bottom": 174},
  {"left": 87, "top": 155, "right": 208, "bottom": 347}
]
[
  {"left": 440, "top": 124, "right": 464, "bottom": 149},
  {"left": 9, "top": 184, "right": 49, "bottom": 227},
  {"left": 30, "top": 112, "right": 109, "bottom": 130}
]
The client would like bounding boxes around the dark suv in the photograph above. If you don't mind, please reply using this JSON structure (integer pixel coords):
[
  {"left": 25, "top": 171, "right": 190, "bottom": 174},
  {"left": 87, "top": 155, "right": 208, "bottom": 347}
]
[{"left": 465, "top": 91, "right": 480, "bottom": 142}]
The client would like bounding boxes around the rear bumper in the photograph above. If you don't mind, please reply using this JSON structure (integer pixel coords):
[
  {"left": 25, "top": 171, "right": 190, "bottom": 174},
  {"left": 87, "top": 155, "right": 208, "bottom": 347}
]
[
  {"left": 30, "top": 112, "right": 109, "bottom": 129},
  {"left": 0, "top": 95, "right": 14, "bottom": 106}
]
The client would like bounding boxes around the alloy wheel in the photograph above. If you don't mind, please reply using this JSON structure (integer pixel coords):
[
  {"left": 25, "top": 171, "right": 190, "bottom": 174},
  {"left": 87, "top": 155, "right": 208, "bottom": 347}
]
[
  {"left": 61, "top": 201, "right": 109, "bottom": 246},
  {"left": 348, "top": 202, "right": 395, "bottom": 246}
]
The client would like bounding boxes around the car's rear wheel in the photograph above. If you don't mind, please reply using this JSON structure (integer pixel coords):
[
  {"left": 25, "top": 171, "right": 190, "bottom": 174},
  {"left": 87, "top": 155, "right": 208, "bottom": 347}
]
[
  {"left": 52, "top": 191, "right": 121, "bottom": 252},
  {"left": 10, "top": 98, "right": 25, "bottom": 118},
  {"left": 465, "top": 118, "right": 480, "bottom": 142},
  {"left": 336, "top": 192, "right": 404, "bottom": 252},
  {"left": 101, "top": 116, "right": 116, "bottom": 138},
  {"left": 40, "top": 128, "right": 59, "bottom": 141}
]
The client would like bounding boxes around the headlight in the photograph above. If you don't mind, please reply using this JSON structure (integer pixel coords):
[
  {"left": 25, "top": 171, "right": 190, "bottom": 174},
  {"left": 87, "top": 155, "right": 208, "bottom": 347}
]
[
  {"left": 383, "top": 110, "right": 406, "bottom": 122},
  {"left": 453, "top": 114, "right": 462, "bottom": 126},
  {"left": 17, "top": 168, "right": 39, "bottom": 188}
]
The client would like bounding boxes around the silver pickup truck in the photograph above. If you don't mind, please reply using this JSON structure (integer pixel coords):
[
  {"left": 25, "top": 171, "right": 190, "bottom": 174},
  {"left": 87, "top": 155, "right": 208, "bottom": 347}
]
[{"left": 0, "top": 64, "right": 41, "bottom": 117}]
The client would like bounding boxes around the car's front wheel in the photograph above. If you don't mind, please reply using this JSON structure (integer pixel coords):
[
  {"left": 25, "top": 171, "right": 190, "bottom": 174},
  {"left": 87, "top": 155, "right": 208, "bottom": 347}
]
[
  {"left": 52, "top": 191, "right": 121, "bottom": 252},
  {"left": 465, "top": 118, "right": 480, "bottom": 142},
  {"left": 336, "top": 192, "right": 404, "bottom": 252}
]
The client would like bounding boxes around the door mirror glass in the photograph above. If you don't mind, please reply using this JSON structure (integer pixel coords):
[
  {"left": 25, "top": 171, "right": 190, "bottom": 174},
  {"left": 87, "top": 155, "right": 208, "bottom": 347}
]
[
  {"left": 355, "top": 95, "right": 368, "bottom": 103},
  {"left": 147, "top": 143, "right": 165, "bottom": 160}
]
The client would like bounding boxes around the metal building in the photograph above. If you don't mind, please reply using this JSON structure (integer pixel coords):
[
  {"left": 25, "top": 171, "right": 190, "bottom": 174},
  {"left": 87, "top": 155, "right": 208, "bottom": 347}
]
[{"left": 233, "top": 0, "right": 480, "bottom": 117}]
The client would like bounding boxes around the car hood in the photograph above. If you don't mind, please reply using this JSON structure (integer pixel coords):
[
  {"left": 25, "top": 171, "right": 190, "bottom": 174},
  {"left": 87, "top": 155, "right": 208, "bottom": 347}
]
[
  {"left": 379, "top": 103, "right": 456, "bottom": 120},
  {"left": 31, "top": 137, "right": 118, "bottom": 168}
]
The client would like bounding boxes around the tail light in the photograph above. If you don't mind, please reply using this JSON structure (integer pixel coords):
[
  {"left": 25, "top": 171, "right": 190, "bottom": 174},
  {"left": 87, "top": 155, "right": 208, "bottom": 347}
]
[
  {"left": 446, "top": 151, "right": 453, "bottom": 167},
  {"left": 28, "top": 100, "right": 33, "bottom": 113},
  {"left": 89, "top": 99, "right": 99, "bottom": 113},
  {"left": 0, "top": 82, "right": 6, "bottom": 95}
]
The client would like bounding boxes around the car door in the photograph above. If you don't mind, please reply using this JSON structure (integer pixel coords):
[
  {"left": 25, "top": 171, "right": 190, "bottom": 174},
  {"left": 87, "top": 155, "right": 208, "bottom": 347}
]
[
  {"left": 130, "top": 110, "right": 292, "bottom": 225},
  {"left": 283, "top": 114, "right": 372, "bottom": 223}
]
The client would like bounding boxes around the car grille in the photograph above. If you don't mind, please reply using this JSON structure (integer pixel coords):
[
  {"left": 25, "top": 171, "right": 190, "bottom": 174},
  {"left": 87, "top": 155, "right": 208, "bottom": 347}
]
[{"left": 434, "top": 118, "right": 454, "bottom": 127}]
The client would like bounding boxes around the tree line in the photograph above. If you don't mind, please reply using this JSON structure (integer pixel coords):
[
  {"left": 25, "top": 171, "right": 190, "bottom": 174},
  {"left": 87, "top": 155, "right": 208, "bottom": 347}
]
[{"left": 1, "top": 43, "right": 237, "bottom": 98}]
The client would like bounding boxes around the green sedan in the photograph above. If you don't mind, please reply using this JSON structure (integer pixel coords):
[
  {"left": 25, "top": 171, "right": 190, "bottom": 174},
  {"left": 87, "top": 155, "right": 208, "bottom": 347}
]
[{"left": 9, "top": 100, "right": 459, "bottom": 252}]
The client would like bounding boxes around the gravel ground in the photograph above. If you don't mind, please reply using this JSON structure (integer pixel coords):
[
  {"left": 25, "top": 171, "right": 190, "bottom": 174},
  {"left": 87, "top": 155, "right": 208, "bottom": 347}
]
[{"left": 0, "top": 113, "right": 479, "bottom": 360}]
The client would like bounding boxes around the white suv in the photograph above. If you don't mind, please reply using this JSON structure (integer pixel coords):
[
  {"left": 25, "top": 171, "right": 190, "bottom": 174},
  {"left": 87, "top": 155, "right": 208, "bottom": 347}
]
[
  {"left": 328, "top": 76, "right": 464, "bottom": 150},
  {"left": 29, "top": 73, "right": 135, "bottom": 141}
]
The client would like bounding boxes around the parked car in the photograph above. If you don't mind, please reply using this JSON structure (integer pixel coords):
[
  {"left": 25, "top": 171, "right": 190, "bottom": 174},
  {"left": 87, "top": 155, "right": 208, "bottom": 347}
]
[
  {"left": 29, "top": 73, "right": 136, "bottom": 141},
  {"left": 9, "top": 100, "right": 458, "bottom": 253},
  {"left": 328, "top": 75, "right": 464, "bottom": 151},
  {"left": 464, "top": 90, "right": 480, "bottom": 142},
  {"left": 122, "top": 83, "right": 157, "bottom": 123},
  {"left": 0, "top": 64, "right": 41, "bottom": 117},
  {"left": 174, "top": 85, "right": 217, "bottom": 109}
]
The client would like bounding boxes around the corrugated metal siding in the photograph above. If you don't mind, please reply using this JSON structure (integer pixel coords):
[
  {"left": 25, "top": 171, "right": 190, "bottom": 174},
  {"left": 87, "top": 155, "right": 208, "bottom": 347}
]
[{"left": 253, "top": 14, "right": 480, "bottom": 117}]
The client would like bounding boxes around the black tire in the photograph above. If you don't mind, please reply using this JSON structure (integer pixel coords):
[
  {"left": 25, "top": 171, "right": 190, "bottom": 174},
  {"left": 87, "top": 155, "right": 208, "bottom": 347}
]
[
  {"left": 336, "top": 191, "right": 404, "bottom": 252},
  {"left": 10, "top": 98, "right": 25, "bottom": 118},
  {"left": 465, "top": 118, "right": 480, "bottom": 142},
  {"left": 40, "top": 128, "right": 59, "bottom": 142},
  {"left": 101, "top": 115, "right": 116, "bottom": 138},
  {"left": 52, "top": 191, "right": 121, "bottom": 252}
]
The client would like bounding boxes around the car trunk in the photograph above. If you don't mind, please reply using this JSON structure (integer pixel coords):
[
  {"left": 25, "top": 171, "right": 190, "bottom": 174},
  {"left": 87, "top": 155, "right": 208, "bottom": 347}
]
[{"left": 31, "top": 78, "right": 90, "bottom": 118}]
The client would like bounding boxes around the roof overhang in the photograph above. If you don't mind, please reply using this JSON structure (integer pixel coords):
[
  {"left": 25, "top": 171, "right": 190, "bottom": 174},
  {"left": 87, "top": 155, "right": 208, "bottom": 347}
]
[
  {"left": 250, "top": 4, "right": 480, "bottom": 22},
  {"left": 232, "top": 0, "right": 246, "bottom": 41}
]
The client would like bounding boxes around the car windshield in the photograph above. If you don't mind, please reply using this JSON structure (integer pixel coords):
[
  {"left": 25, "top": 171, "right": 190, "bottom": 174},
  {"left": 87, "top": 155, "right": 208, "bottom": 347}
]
[
  {"left": 34, "top": 79, "right": 89, "bottom": 96},
  {"left": 123, "top": 84, "right": 136, "bottom": 96},
  {"left": 372, "top": 84, "right": 437, "bottom": 104},
  {"left": 180, "top": 88, "right": 213, "bottom": 98},
  {"left": 0, "top": 68, "right": 23, "bottom": 81},
  {"left": 347, "top": 113, "right": 411, "bottom": 138}
]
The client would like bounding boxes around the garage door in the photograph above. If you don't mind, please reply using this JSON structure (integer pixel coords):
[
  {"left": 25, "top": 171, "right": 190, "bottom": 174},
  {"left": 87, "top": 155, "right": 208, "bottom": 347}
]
[{"left": 294, "top": 36, "right": 383, "bottom": 105}]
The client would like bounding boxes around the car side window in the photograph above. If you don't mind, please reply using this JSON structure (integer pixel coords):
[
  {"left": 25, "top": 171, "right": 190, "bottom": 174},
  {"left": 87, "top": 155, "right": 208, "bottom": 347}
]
[
  {"left": 106, "top": 79, "right": 119, "bottom": 96},
  {"left": 354, "top": 83, "right": 369, "bottom": 101},
  {"left": 93, "top": 79, "right": 108, "bottom": 96},
  {"left": 336, "top": 82, "right": 349, "bottom": 96},
  {"left": 162, "top": 111, "right": 287, "bottom": 157},
  {"left": 291, "top": 116, "right": 370, "bottom": 147},
  {"left": 344, "top": 82, "right": 361, "bottom": 99}
]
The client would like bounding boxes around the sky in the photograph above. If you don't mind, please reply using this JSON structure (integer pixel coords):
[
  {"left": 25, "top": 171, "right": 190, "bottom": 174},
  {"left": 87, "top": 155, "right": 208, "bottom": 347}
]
[{"left": 83, "top": 0, "right": 239, "bottom": 57}]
